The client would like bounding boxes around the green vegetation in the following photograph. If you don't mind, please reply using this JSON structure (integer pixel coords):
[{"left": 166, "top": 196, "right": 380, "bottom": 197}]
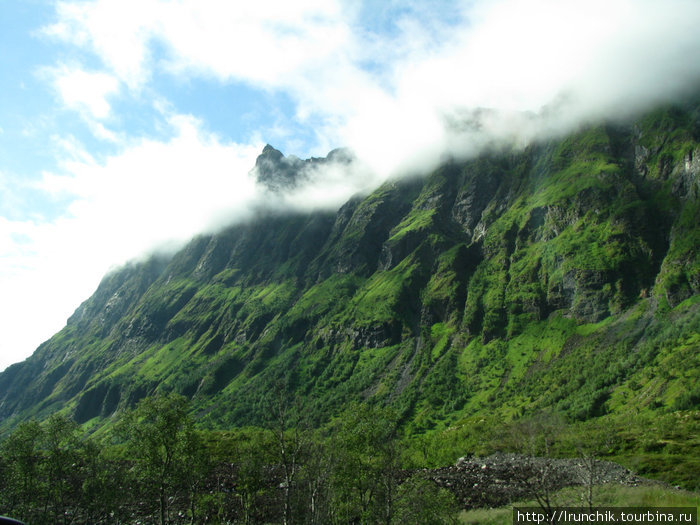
[
  {"left": 2, "top": 396, "right": 696, "bottom": 523},
  {"left": 0, "top": 101, "right": 699, "bottom": 521},
  {"left": 460, "top": 485, "right": 700, "bottom": 525},
  {"left": 0, "top": 397, "right": 460, "bottom": 524}
]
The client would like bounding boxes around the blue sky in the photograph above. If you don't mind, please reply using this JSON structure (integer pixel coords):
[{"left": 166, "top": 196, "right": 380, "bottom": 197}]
[{"left": 2, "top": 0, "right": 700, "bottom": 371}]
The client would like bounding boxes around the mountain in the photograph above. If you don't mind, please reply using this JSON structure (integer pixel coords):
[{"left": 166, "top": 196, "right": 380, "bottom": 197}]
[{"left": 0, "top": 102, "right": 698, "bottom": 448}]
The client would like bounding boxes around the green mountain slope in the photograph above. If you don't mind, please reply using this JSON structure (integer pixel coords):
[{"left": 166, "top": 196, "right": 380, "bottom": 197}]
[{"left": 0, "top": 102, "right": 698, "bottom": 447}]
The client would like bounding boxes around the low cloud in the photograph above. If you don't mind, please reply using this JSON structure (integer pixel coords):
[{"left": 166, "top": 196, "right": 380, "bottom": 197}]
[
  {"left": 0, "top": 115, "right": 263, "bottom": 371},
  {"left": 337, "top": 0, "right": 700, "bottom": 176}
]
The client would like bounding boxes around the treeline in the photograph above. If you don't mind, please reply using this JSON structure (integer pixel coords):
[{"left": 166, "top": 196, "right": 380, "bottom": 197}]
[{"left": 0, "top": 393, "right": 458, "bottom": 524}]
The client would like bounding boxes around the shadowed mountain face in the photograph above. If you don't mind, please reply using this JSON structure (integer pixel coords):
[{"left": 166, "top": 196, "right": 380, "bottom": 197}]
[{"left": 0, "top": 102, "right": 698, "bottom": 433}]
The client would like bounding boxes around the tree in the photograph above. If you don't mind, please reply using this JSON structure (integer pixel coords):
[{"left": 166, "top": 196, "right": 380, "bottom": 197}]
[
  {"left": 570, "top": 421, "right": 613, "bottom": 511},
  {"left": 116, "top": 392, "right": 204, "bottom": 525},
  {"left": 392, "top": 476, "right": 459, "bottom": 525},
  {"left": 78, "top": 437, "right": 128, "bottom": 524},
  {"left": 0, "top": 420, "right": 44, "bottom": 522},
  {"left": 232, "top": 428, "right": 275, "bottom": 525},
  {"left": 41, "top": 414, "right": 83, "bottom": 524},
  {"left": 263, "top": 383, "right": 311, "bottom": 525},
  {"left": 329, "top": 403, "right": 401, "bottom": 525},
  {"left": 0, "top": 414, "right": 113, "bottom": 524},
  {"left": 297, "top": 436, "right": 333, "bottom": 525},
  {"left": 506, "top": 412, "right": 567, "bottom": 524}
]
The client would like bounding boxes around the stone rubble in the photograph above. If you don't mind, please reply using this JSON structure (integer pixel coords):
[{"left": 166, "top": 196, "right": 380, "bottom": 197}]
[{"left": 415, "top": 453, "right": 652, "bottom": 509}]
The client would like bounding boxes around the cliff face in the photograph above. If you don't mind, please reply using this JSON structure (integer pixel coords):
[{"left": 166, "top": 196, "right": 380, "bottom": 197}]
[{"left": 0, "top": 102, "right": 698, "bottom": 432}]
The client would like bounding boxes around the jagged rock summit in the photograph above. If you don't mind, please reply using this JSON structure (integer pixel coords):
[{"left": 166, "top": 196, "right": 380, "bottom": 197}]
[
  {"left": 253, "top": 144, "right": 303, "bottom": 191},
  {"left": 253, "top": 144, "right": 354, "bottom": 192}
]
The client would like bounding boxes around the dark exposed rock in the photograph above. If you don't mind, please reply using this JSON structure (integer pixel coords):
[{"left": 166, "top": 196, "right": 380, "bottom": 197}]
[
  {"left": 253, "top": 144, "right": 305, "bottom": 192},
  {"left": 317, "top": 321, "right": 402, "bottom": 349},
  {"left": 452, "top": 165, "right": 500, "bottom": 238},
  {"left": 253, "top": 144, "right": 356, "bottom": 193},
  {"left": 671, "top": 147, "right": 700, "bottom": 200}
]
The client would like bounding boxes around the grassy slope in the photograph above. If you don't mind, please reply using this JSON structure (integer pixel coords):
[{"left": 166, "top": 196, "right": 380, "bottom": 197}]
[{"left": 460, "top": 485, "right": 700, "bottom": 524}]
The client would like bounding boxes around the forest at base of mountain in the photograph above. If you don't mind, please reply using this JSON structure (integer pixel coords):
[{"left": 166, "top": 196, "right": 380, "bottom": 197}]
[
  {"left": 1, "top": 393, "right": 697, "bottom": 524},
  {"left": 0, "top": 98, "right": 698, "bottom": 516}
]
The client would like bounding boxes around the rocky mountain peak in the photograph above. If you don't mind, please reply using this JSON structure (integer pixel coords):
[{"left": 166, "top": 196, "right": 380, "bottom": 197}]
[
  {"left": 253, "top": 144, "right": 303, "bottom": 192},
  {"left": 253, "top": 144, "right": 355, "bottom": 193}
]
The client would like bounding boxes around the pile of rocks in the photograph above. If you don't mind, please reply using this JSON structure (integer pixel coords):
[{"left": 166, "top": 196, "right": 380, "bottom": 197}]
[{"left": 417, "top": 453, "right": 648, "bottom": 509}]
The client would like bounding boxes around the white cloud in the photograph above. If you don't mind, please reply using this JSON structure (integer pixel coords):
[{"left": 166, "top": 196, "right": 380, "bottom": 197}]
[
  {"left": 335, "top": 0, "right": 700, "bottom": 175},
  {"left": 0, "top": 216, "right": 75, "bottom": 372},
  {"left": 49, "top": 113, "right": 263, "bottom": 258},
  {"left": 50, "top": 64, "right": 120, "bottom": 119},
  {"left": 281, "top": 156, "right": 378, "bottom": 212},
  {"left": 44, "top": 0, "right": 350, "bottom": 90},
  {"left": 0, "top": 114, "right": 263, "bottom": 371},
  {"left": 44, "top": 0, "right": 159, "bottom": 89},
  {"left": 48, "top": 0, "right": 700, "bottom": 175},
  {"left": 156, "top": 0, "right": 349, "bottom": 86}
]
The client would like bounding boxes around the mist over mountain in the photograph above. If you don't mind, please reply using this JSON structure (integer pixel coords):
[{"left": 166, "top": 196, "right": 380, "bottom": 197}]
[
  {"left": 1, "top": 98, "right": 698, "bottom": 446},
  {"left": 5, "top": 0, "right": 700, "bottom": 377}
]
